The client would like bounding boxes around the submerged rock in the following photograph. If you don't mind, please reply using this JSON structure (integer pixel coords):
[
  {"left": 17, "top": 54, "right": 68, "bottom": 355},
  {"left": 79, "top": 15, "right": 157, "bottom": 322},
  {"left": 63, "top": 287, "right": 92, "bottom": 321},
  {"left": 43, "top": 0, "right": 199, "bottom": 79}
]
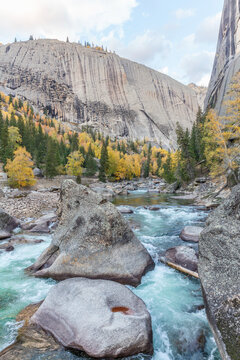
[
  {"left": 31, "top": 278, "right": 153, "bottom": 358},
  {"left": 28, "top": 180, "right": 154, "bottom": 286},
  {"left": 180, "top": 226, "right": 203, "bottom": 243},
  {"left": 0, "top": 243, "right": 14, "bottom": 251},
  {"left": 199, "top": 184, "right": 240, "bottom": 360},
  {"left": 148, "top": 206, "right": 160, "bottom": 211}
]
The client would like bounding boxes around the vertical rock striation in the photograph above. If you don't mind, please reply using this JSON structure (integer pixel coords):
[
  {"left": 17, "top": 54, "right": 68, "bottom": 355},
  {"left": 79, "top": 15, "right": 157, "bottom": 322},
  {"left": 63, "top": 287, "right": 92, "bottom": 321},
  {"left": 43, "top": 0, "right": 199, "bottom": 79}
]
[
  {"left": 205, "top": 0, "right": 240, "bottom": 111},
  {"left": 0, "top": 39, "right": 199, "bottom": 148},
  {"left": 199, "top": 185, "right": 240, "bottom": 360}
]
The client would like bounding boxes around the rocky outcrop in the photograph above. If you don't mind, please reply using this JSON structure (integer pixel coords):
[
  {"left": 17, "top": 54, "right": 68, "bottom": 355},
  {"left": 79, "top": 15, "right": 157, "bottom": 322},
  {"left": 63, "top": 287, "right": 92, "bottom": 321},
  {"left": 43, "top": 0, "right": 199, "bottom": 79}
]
[
  {"left": 205, "top": 0, "right": 240, "bottom": 111},
  {"left": 188, "top": 83, "right": 207, "bottom": 110},
  {"left": 28, "top": 179, "right": 154, "bottom": 286},
  {"left": 0, "top": 209, "right": 20, "bottom": 232},
  {"left": 199, "top": 184, "right": 240, "bottom": 360},
  {"left": 31, "top": 278, "right": 153, "bottom": 358},
  {"left": 0, "top": 39, "right": 200, "bottom": 148}
]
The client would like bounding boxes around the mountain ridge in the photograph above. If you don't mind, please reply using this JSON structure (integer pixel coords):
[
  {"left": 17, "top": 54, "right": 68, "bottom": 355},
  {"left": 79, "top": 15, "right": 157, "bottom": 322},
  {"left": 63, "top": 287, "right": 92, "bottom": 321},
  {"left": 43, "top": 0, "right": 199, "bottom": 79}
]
[{"left": 0, "top": 39, "right": 200, "bottom": 148}]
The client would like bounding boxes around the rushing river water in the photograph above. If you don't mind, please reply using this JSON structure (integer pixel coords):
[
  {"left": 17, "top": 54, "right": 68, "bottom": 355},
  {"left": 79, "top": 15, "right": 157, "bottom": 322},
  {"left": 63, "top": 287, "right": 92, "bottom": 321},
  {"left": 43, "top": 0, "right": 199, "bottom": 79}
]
[{"left": 0, "top": 191, "right": 220, "bottom": 359}]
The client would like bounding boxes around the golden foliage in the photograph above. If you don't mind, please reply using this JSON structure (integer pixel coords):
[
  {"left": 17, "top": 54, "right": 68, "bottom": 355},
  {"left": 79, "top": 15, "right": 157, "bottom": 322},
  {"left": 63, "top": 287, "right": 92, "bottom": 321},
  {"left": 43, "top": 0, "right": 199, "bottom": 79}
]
[
  {"left": 65, "top": 151, "right": 84, "bottom": 176},
  {"left": 5, "top": 147, "right": 36, "bottom": 188}
]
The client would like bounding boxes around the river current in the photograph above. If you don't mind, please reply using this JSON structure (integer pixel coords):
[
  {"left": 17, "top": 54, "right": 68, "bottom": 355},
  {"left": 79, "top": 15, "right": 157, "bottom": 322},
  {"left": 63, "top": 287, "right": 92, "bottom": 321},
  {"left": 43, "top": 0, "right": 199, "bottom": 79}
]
[{"left": 0, "top": 191, "right": 220, "bottom": 359}]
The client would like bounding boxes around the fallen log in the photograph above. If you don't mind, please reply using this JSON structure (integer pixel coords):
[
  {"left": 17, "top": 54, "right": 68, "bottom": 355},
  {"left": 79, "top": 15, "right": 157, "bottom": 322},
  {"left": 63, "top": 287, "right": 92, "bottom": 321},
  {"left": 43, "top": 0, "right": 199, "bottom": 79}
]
[{"left": 160, "top": 258, "right": 199, "bottom": 279}]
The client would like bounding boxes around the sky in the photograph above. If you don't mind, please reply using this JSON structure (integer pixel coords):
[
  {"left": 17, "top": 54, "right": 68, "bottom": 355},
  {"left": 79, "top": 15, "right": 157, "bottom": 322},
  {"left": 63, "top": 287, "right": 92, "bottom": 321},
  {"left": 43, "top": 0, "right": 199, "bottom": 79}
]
[{"left": 0, "top": 0, "right": 224, "bottom": 87}]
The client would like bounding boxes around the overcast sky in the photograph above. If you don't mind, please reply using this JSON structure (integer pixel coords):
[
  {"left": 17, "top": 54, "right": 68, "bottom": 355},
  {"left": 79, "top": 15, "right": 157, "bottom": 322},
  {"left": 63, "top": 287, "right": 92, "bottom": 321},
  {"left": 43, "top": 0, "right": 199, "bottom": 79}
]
[{"left": 0, "top": 0, "right": 224, "bottom": 86}]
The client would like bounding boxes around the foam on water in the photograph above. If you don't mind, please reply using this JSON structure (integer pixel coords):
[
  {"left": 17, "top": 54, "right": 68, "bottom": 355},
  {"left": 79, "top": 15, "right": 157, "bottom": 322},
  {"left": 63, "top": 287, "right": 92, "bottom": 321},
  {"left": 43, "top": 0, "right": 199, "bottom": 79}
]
[
  {"left": 0, "top": 193, "right": 220, "bottom": 359},
  {"left": 0, "top": 235, "right": 55, "bottom": 351}
]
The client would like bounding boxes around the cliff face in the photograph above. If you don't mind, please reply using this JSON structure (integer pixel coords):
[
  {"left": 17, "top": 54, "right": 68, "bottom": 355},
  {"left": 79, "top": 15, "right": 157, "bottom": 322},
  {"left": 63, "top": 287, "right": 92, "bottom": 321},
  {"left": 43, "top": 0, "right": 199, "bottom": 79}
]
[
  {"left": 199, "top": 186, "right": 240, "bottom": 360},
  {"left": 0, "top": 39, "right": 199, "bottom": 148},
  {"left": 205, "top": 0, "right": 240, "bottom": 111}
]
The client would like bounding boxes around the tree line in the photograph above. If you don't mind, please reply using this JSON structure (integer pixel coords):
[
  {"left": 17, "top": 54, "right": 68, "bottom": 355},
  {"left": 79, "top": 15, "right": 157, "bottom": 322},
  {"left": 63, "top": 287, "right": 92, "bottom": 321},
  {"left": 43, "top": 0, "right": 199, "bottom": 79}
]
[{"left": 0, "top": 70, "right": 240, "bottom": 189}]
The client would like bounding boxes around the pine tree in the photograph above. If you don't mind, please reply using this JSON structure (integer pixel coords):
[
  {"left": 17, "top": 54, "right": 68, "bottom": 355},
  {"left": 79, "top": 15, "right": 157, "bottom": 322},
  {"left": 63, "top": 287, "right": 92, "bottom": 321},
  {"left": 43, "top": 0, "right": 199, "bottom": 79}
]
[
  {"left": 45, "top": 139, "right": 58, "bottom": 178},
  {"left": 85, "top": 145, "right": 97, "bottom": 176},
  {"left": 143, "top": 143, "right": 151, "bottom": 178},
  {"left": 162, "top": 152, "right": 176, "bottom": 183},
  {"left": 99, "top": 142, "right": 109, "bottom": 182}
]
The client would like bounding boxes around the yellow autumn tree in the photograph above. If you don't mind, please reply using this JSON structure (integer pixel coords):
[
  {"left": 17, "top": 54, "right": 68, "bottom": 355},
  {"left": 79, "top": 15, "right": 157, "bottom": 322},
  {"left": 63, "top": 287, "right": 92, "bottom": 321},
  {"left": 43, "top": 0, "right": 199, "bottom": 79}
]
[
  {"left": 65, "top": 151, "right": 84, "bottom": 177},
  {"left": 8, "top": 126, "right": 22, "bottom": 150},
  {"left": 5, "top": 147, "right": 36, "bottom": 188},
  {"left": 204, "top": 109, "right": 240, "bottom": 179}
]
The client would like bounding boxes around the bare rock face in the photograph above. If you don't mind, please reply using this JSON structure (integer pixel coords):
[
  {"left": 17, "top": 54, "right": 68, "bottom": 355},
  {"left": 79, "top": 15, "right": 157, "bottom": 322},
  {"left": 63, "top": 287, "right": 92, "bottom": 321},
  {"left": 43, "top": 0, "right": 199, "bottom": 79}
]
[
  {"left": 0, "top": 39, "right": 199, "bottom": 148},
  {"left": 31, "top": 278, "right": 153, "bottom": 358},
  {"left": 28, "top": 179, "right": 154, "bottom": 286},
  {"left": 205, "top": 0, "right": 240, "bottom": 111},
  {"left": 199, "top": 184, "right": 240, "bottom": 360},
  {"left": 188, "top": 83, "right": 207, "bottom": 110}
]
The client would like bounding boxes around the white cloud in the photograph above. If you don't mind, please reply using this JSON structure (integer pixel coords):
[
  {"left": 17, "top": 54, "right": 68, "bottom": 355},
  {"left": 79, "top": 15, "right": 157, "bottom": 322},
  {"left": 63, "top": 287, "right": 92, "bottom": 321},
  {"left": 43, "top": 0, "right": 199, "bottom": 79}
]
[
  {"left": 0, "top": 0, "right": 138, "bottom": 43},
  {"left": 159, "top": 66, "right": 169, "bottom": 75},
  {"left": 181, "top": 51, "right": 215, "bottom": 84},
  {"left": 119, "top": 30, "right": 172, "bottom": 63},
  {"left": 195, "top": 12, "right": 221, "bottom": 44},
  {"left": 175, "top": 8, "right": 195, "bottom": 19},
  {"left": 197, "top": 73, "right": 211, "bottom": 87}
]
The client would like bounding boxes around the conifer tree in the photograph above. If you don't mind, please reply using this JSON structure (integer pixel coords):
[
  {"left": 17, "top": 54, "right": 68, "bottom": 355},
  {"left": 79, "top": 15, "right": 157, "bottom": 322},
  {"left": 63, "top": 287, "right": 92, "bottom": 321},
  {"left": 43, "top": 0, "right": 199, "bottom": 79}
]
[
  {"left": 144, "top": 143, "right": 151, "bottom": 178},
  {"left": 45, "top": 138, "right": 58, "bottom": 178},
  {"left": 99, "top": 142, "right": 109, "bottom": 182}
]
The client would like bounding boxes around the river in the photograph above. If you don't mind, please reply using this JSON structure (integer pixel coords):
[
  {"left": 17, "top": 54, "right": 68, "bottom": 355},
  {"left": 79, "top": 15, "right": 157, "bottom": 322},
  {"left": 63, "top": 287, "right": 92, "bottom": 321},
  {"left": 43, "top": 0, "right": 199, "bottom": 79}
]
[{"left": 0, "top": 191, "right": 220, "bottom": 359}]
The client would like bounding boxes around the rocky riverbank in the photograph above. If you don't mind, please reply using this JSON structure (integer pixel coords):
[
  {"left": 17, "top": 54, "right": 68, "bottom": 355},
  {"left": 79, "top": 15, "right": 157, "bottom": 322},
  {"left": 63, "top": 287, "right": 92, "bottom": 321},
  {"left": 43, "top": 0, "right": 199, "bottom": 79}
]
[
  {"left": 0, "top": 174, "right": 232, "bottom": 359},
  {"left": 0, "top": 177, "right": 221, "bottom": 359}
]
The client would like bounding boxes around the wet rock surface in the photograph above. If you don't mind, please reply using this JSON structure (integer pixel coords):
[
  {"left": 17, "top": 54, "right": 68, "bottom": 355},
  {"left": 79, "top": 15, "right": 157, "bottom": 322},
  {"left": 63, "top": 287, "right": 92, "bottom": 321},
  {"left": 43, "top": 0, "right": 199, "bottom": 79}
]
[
  {"left": 31, "top": 278, "right": 153, "bottom": 358},
  {"left": 0, "top": 302, "right": 62, "bottom": 360},
  {"left": 28, "top": 180, "right": 154, "bottom": 286},
  {"left": 199, "top": 184, "right": 240, "bottom": 360},
  {"left": 180, "top": 226, "right": 203, "bottom": 243},
  {"left": 163, "top": 245, "right": 198, "bottom": 272}
]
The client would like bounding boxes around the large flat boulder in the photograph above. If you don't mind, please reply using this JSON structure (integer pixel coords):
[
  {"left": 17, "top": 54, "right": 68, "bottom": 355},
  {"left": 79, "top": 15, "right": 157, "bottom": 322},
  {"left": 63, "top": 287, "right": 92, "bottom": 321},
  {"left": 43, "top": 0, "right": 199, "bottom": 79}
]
[
  {"left": 28, "top": 180, "right": 154, "bottom": 286},
  {"left": 199, "top": 184, "right": 240, "bottom": 360},
  {"left": 31, "top": 278, "right": 153, "bottom": 358}
]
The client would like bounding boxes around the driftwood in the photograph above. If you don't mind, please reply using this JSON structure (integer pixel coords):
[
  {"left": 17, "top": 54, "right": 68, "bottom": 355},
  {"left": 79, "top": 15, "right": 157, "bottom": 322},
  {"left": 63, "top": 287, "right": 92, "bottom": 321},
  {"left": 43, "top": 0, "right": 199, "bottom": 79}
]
[{"left": 161, "top": 259, "right": 199, "bottom": 279}]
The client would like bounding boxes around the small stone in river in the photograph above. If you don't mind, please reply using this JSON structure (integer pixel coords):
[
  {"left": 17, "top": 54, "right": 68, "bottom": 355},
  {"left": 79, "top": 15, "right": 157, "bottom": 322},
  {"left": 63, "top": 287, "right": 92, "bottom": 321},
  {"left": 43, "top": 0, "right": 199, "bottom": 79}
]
[
  {"left": 117, "top": 206, "right": 134, "bottom": 214},
  {"left": 148, "top": 206, "right": 160, "bottom": 211},
  {"left": 6, "top": 245, "right": 14, "bottom": 252}
]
